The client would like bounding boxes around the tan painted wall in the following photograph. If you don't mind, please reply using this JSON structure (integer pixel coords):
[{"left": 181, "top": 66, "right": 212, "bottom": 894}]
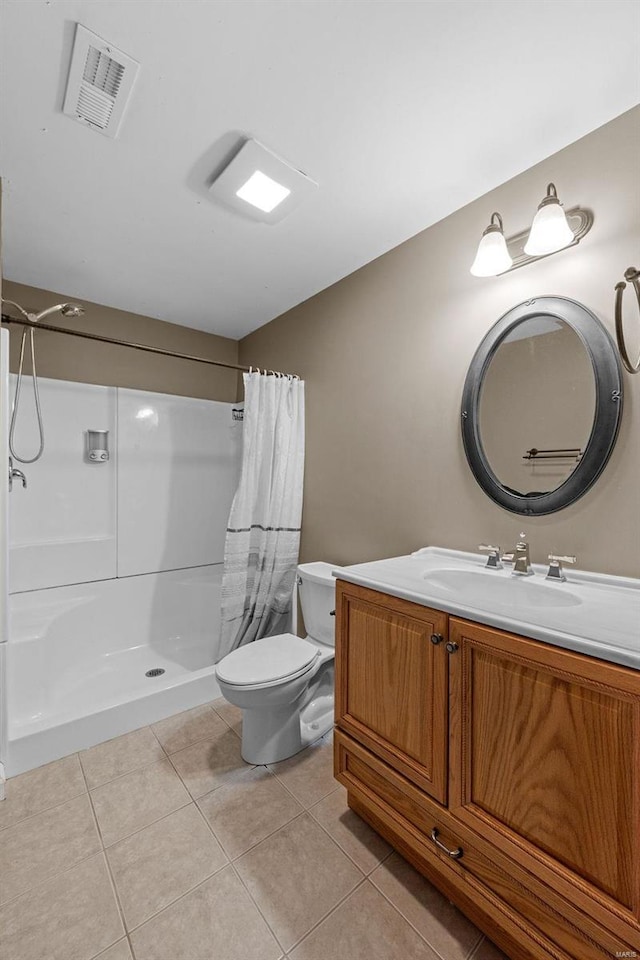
[
  {"left": 239, "top": 107, "right": 640, "bottom": 577},
  {"left": 1, "top": 280, "right": 239, "bottom": 402}
]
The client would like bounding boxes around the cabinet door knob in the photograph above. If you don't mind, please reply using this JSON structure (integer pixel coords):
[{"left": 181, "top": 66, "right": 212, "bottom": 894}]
[
  {"left": 430, "top": 633, "right": 443, "bottom": 645},
  {"left": 430, "top": 827, "right": 463, "bottom": 860},
  {"left": 445, "top": 641, "right": 459, "bottom": 654},
  {"left": 329, "top": 610, "right": 336, "bottom": 616}
]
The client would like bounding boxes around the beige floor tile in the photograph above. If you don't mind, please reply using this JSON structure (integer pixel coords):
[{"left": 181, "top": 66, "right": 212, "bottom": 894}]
[
  {"left": 107, "top": 803, "right": 228, "bottom": 930},
  {"left": 0, "top": 853, "right": 124, "bottom": 960},
  {"left": 152, "top": 704, "right": 228, "bottom": 754},
  {"left": 290, "top": 880, "right": 440, "bottom": 960},
  {"left": 0, "top": 792, "right": 100, "bottom": 904},
  {"left": 80, "top": 726, "right": 165, "bottom": 789},
  {"left": 129, "top": 865, "right": 281, "bottom": 960},
  {"left": 198, "top": 766, "right": 303, "bottom": 858},
  {"left": 472, "top": 937, "right": 510, "bottom": 960},
  {"left": 0, "top": 754, "right": 86, "bottom": 831},
  {"left": 371, "top": 851, "right": 483, "bottom": 960},
  {"left": 235, "top": 811, "right": 362, "bottom": 951},
  {"left": 212, "top": 697, "right": 243, "bottom": 736},
  {"left": 309, "top": 785, "right": 392, "bottom": 874},
  {"left": 268, "top": 736, "right": 338, "bottom": 808},
  {"left": 169, "top": 725, "right": 252, "bottom": 799},
  {"left": 91, "top": 759, "right": 190, "bottom": 846},
  {"left": 93, "top": 940, "right": 134, "bottom": 960}
]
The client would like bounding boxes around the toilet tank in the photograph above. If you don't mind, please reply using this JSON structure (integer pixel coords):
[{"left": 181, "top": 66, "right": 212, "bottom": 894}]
[{"left": 297, "top": 561, "right": 340, "bottom": 647}]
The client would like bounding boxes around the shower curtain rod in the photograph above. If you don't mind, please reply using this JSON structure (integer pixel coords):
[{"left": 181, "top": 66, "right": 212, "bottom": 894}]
[{"left": 0, "top": 314, "right": 296, "bottom": 377}]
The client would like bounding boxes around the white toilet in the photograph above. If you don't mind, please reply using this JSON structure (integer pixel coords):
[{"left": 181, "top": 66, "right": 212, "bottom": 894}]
[{"left": 215, "top": 561, "right": 337, "bottom": 764}]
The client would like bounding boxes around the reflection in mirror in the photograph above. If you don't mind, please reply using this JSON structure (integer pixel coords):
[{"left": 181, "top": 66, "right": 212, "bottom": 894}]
[{"left": 478, "top": 317, "right": 596, "bottom": 497}]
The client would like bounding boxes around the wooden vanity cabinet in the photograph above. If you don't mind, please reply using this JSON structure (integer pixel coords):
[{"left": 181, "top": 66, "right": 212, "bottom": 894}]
[{"left": 334, "top": 580, "right": 640, "bottom": 960}]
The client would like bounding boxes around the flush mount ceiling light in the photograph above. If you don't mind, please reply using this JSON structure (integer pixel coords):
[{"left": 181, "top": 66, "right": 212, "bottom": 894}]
[
  {"left": 470, "top": 213, "right": 513, "bottom": 277},
  {"left": 470, "top": 183, "right": 593, "bottom": 278},
  {"left": 209, "top": 139, "right": 317, "bottom": 223},
  {"left": 236, "top": 171, "right": 291, "bottom": 213},
  {"left": 524, "top": 182, "right": 576, "bottom": 256}
]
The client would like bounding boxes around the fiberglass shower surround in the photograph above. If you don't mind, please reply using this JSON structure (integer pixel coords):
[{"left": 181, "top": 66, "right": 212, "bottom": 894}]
[{"left": 3, "top": 373, "right": 242, "bottom": 775}]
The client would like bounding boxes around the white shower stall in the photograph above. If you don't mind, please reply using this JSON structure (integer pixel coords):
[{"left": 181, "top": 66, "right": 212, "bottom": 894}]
[{"left": 0, "top": 342, "right": 241, "bottom": 775}]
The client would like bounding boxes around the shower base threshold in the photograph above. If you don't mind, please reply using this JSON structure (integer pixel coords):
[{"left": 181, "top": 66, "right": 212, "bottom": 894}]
[{"left": 6, "top": 648, "right": 221, "bottom": 777}]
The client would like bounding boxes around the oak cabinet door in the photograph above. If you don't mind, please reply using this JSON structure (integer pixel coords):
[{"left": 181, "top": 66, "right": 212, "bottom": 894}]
[
  {"left": 335, "top": 580, "right": 448, "bottom": 802},
  {"left": 448, "top": 617, "right": 640, "bottom": 945}
]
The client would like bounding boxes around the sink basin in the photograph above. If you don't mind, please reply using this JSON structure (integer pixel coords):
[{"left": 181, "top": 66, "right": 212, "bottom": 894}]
[{"left": 422, "top": 569, "right": 582, "bottom": 609}]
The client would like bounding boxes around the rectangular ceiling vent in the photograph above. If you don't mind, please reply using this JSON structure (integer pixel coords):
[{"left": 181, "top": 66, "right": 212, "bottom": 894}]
[{"left": 63, "top": 24, "right": 140, "bottom": 138}]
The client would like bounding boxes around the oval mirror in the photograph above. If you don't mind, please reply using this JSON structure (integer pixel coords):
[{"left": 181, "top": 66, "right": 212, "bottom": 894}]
[{"left": 461, "top": 297, "right": 623, "bottom": 516}]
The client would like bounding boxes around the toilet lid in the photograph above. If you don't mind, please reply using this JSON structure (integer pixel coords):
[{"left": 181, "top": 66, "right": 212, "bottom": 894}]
[{"left": 216, "top": 634, "right": 320, "bottom": 686}]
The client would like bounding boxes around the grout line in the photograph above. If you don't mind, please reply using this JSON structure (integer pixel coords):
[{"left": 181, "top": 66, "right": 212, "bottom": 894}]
[
  {"left": 163, "top": 742, "right": 256, "bottom": 800},
  {"left": 123, "top": 861, "right": 235, "bottom": 939},
  {"left": 192, "top": 782, "right": 290, "bottom": 954},
  {"left": 468, "top": 935, "right": 490, "bottom": 959},
  {"left": 0, "top": 845, "right": 107, "bottom": 909},
  {"left": 0, "top": 781, "right": 88, "bottom": 833},
  {"left": 101, "top": 798, "right": 193, "bottom": 851},
  {"left": 285, "top": 874, "right": 370, "bottom": 955},
  {"left": 228, "top": 858, "right": 289, "bottom": 955},
  {"left": 225, "top": 807, "right": 309, "bottom": 863},
  {"left": 90, "top": 937, "right": 133, "bottom": 960},
  {"left": 86, "top": 751, "right": 175, "bottom": 794},
  {"left": 100, "top": 795, "right": 192, "bottom": 850},
  {"left": 80, "top": 758, "right": 131, "bottom": 952},
  {"left": 306, "top": 795, "right": 388, "bottom": 877},
  {"left": 369, "top": 867, "right": 484, "bottom": 960},
  {"left": 124, "top": 859, "right": 229, "bottom": 938},
  {"left": 83, "top": 762, "right": 223, "bottom": 955}
]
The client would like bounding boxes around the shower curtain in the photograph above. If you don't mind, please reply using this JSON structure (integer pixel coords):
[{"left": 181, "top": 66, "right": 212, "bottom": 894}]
[{"left": 218, "top": 371, "right": 305, "bottom": 660}]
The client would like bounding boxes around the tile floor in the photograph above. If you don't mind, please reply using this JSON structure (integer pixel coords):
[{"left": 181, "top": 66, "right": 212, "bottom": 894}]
[{"left": 0, "top": 699, "right": 507, "bottom": 960}]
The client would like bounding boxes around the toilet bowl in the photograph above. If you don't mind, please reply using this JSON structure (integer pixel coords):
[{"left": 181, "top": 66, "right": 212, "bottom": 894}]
[{"left": 215, "top": 561, "right": 338, "bottom": 764}]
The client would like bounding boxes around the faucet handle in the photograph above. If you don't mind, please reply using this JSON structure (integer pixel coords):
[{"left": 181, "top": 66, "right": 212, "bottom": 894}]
[
  {"left": 546, "top": 554, "right": 577, "bottom": 582},
  {"left": 478, "top": 544, "right": 502, "bottom": 569}
]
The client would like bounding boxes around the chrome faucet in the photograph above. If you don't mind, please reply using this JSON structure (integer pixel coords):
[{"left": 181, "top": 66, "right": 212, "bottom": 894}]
[
  {"left": 478, "top": 544, "right": 503, "bottom": 569},
  {"left": 546, "top": 554, "right": 577, "bottom": 582},
  {"left": 503, "top": 533, "right": 533, "bottom": 577},
  {"left": 8, "top": 457, "right": 27, "bottom": 492}
]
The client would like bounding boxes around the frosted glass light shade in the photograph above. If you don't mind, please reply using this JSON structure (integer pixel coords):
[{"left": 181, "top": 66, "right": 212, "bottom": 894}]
[
  {"left": 524, "top": 197, "right": 575, "bottom": 256},
  {"left": 470, "top": 228, "right": 513, "bottom": 277}
]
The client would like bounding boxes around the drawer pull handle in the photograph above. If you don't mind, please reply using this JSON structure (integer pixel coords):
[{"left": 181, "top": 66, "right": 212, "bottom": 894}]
[{"left": 431, "top": 827, "right": 463, "bottom": 860}]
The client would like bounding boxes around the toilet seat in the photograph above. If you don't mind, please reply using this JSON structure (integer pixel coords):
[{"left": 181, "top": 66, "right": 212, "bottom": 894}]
[{"left": 216, "top": 633, "right": 320, "bottom": 688}]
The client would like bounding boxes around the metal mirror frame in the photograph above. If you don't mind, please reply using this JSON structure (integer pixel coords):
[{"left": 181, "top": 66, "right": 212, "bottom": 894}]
[{"left": 461, "top": 296, "right": 624, "bottom": 516}]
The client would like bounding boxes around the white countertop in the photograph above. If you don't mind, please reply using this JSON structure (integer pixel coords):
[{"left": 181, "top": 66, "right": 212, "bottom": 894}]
[{"left": 333, "top": 547, "right": 640, "bottom": 671}]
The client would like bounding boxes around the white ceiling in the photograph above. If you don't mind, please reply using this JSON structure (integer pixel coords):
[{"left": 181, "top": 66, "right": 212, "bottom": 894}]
[{"left": 1, "top": 0, "right": 638, "bottom": 340}]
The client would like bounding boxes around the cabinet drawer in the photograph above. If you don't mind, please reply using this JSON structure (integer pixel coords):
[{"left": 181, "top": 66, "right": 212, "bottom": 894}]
[{"left": 335, "top": 730, "right": 632, "bottom": 960}]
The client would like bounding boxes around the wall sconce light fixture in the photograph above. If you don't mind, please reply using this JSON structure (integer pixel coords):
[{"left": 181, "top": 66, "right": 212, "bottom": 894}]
[
  {"left": 470, "top": 212, "right": 513, "bottom": 277},
  {"left": 470, "top": 182, "right": 592, "bottom": 278},
  {"left": 524, "top": 183, "right": 575, "bottom": 256}
]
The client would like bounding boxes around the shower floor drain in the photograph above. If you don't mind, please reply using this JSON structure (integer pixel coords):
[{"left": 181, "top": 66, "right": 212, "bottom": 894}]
[{"left": 145, "top": 668, "right": 166, "bottom": 678}]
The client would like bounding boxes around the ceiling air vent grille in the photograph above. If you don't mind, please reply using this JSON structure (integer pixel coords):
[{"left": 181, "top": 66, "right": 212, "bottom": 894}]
[{"left": 63, "top": 25, "right": 140, "bottom": 138}]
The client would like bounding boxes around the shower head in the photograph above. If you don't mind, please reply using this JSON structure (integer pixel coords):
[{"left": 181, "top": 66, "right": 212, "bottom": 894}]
[
  {"left": 33, "top": 302, "right": 85, "bottom": 322},
  {"left": 60, "top": 303, "right": 84, "bottom": 317}
]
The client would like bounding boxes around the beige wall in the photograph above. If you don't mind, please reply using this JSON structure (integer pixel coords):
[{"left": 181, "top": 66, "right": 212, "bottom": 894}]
[
  {"left": 1, "top": 280, "right": 240, "bottom": 403},
  {"left": 240, "top": 107, "right": 640, "bottom": 578}
]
